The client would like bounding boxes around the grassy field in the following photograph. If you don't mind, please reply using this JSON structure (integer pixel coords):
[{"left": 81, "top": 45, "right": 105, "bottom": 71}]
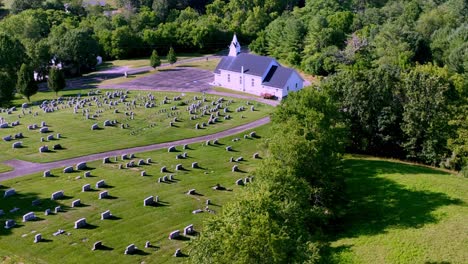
[
  {"left": 212, "top": 86, "right": 262, "bottom": 98},
  {"left": 323, "top": 157, "right": 468, "bottom": 264},
  {"left": 0, "top": 124, "right": 269, "bottom": 264},
  {"left": 0, "top": 164, "right": 13, "bottom": 173},
  {"left": 0, "top": 90, "right": 272, "bottom": 163},
  {"left": 97, "top": 70, "right": 156, "bottom": 86},
  {"left": 97, "top": 54, "right": 207, "bottom": 70},
  {"left": 176, "top": 58, "right": 221, "bottom": 71},
  {"left": 95, "top": 57, "right": 219, "bottom": 86}
]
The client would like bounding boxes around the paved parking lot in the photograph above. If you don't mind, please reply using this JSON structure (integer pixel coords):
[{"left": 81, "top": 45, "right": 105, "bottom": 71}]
[{"left": 105, "top": 67, "right": 214, "bottom": 92}]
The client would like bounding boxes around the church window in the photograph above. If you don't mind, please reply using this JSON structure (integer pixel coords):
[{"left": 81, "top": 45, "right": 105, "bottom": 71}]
[
  {"left": 228, "top": 74, "right": 230, "bottom": 82},
  {"left": 251, "top": 78, "right": 254, "bottom": 87},
  {"left": 240, "top": 76, "right": 242, "bottom": 84}
]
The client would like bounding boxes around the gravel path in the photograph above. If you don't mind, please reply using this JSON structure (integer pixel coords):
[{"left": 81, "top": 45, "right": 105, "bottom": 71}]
[{"left": 0, "top": 117, "right": 270, "bottom": 180}]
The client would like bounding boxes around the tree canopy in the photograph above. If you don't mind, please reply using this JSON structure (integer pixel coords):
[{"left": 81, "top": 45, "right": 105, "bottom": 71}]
[
  {"left": 149, "top": 49, "right": 161, "bottom": 69},
  {"left": 167, "top": 46, "right": 177, "bottom": 64},
  {"left": 47, "top": 67, "right": 66, "bottom": 96},
  {"left": 16, "top": 63, "right": 38, "bottom": 102}
]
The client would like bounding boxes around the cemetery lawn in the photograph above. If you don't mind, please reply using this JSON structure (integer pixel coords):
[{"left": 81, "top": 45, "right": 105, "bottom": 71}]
[
  {"left": 0, "top": 124, "right": 269, "bottom": 264},
  {"left": 176, "top": 58, "right": 221, "bottom": 71},
  {"left": 0, "top": 164, "right": 13, "bottom": 173},
  {"left": 1, "top": 90, "right": 272, "bottom": 163},
  {"left": 212, "top": 86, "right": 262, "bottom": 98},
  {"left": 322, "top": 157, "right": 468, "bottom": 264},
  {"left": 98, "top": 54, "right": 206, "bottom": 70},
  {"left": 97, "top": 71, "right": 156, "bottom": 86}
]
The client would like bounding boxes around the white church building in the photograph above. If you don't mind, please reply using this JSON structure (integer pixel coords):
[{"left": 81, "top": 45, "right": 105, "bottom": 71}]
[{"left": 213, "top": 34, "right": 304, "bottom": 99}]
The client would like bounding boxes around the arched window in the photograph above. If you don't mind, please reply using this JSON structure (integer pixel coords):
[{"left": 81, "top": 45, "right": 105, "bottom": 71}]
[
  {"left": 251, "top": 78, "right": 254, "bottom": 87},
  {"left": 227, "top": 74, "right": 230, "bottom": 82}
]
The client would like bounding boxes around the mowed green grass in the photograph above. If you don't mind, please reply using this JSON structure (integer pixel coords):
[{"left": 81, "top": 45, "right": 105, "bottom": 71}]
[
  {"left": 0, "top": 90, "right": 272, "bottom": 163},
  {"left": 98, "top": 54, "right": 206, "bottom": 70},
  {"left": 323, "top": 157, "right": 468, "bottom": 264},
  {"left": 0, "top": 125, "right": 269, "bottom": 264}
]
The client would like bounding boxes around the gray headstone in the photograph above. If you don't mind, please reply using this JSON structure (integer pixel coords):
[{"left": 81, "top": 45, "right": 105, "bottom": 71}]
[
  {"left": 92, "top": 241, "right": 102, "bottom": 251},
  {"left": 76, "top": 162, "right": 87, "bottom": 170},
  {"left": 51, "top": 190, "right": 64, "bottom": 200},
  {"left": 71, "top": 199, "right": 81, "bottom": 207},
  {"left": 4, "top": 188, "right": 16, "bottom": 198},
  {"left": 95, "top": 180, "right": 105, "bottom": 188},
  {"left": 174, "top": 248, "right": 182, "bottom": 257},
  {"left": 124, "top": 244, "right": 136, "bottom": 255},
  {"left": 4, "top": 219, "right": 16, "bottom": 229},
  {"left": 99, "top": 191, "right": 108, "bottom": 199},
  {"left": 101, "top": 210, "right": 111, "bottom": 220},
  {"left": 236, "top": 179, "right": 244, "bottom": 185},
  {"left": 143, "top": 196, "right": 154, "bottom": 206},
  {"left": 82, "top": 184, "right": 91, "bottom": 192},
  {"left": 22, "top": 212, "right": 36, "bottom": 222},
  {"left": 74, "top": 218, "right": 87, "bottom": 229},
  {"left": 34, "top": 234, "right": 42, "bottom": 243},
  {"left": 183, "top": 224, "right": 194, "bottom": 235},
  {"left": 168, "top": 230, "right": 180, "bottom": 240}
]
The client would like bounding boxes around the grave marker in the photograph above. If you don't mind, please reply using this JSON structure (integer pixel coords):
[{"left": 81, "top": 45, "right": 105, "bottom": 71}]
[{"left": 74, "top": 218, "right": 87, "bottom": 229}]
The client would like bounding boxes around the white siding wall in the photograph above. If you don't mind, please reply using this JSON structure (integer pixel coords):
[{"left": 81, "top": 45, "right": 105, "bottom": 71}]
[
  {"left": 214, "top": 70, "right": 263, "bottom": 94},
  {"left": 281, "top": 72, "right": 304, "bottom": 97},
  {"left": 214, "top": 69, "right": 304, "bottom": 99}
]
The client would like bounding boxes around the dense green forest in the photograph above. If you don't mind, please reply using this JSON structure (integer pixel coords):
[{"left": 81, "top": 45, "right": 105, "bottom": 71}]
[
  {"left": 0, "top": 1, "right": 466, "bottom": 261},
  {"left": 0, "top": 0, "right": 465, "bottom": 170}
]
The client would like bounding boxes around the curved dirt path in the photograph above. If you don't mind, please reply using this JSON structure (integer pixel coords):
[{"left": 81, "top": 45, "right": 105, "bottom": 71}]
[{"left": 0, "top": 117, "right": 270, "bottom": 180}]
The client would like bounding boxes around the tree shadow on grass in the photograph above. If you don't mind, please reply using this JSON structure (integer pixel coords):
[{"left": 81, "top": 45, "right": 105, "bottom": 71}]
[
  {"left": 320, "top": 159, "right": 464, "bottom": 262},
  {"left": 338, "top": 159, "right": 462, "bottom": 234},
  {"left": 0, "top": 191, "right": 63, "bottom": 236}
]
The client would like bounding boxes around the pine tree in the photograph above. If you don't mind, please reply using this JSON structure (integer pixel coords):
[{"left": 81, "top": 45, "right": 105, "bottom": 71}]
[
  {"left": 167, "top": 47, "right": 177, "bottom": 65},
  {"left": 47, "top": 67, "right": 66, "bottom": 96},
  {"left": 16, "top": 63, "right": 38, "bottom": 102},
  {"left": 150, "top": 49, "right": 161, "bottom": 69}
]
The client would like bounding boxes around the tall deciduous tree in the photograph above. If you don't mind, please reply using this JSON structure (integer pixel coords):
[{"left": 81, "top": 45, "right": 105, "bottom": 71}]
[
  {"left": 0, "top": 72, "right": 15, "bottom": 107},
  {"left": 0, "top": 33, "right": 27, "bottom": 77},
  {"left": 401, "top": 65, "right": 456, "bottom": 165},
  {"left": 49, "top": 27, "right": 99, "bottom": 75},
  {"left": 149, "top": 49, "right": 161, "bottom": 69},
  {"left": 167, "top": 46, "right": 177, "bottom": 64},
  {"left": 324, "top": 67, "right": 404, "bottom": 156},
  {"left": 16, "top": 63, "right": 38, "bottom": 102},
  {"left": 47, "top": 67, "right": 66, "bottom": 96}
]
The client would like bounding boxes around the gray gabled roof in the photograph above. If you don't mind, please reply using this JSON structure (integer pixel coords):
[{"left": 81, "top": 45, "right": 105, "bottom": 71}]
[
  {"left": 214, "top": 53, "right": 276, "bottom": 77},
  {"left": 262, "top": 66, "right": 300, "bottom": 88},
  {"left": 214, "top": 52, "right": 304, "bottom": 89}
]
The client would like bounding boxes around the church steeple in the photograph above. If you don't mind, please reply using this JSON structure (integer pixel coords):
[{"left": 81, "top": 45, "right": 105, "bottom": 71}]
[{"left": 228, "top": 34, "right": 241, "bottom": 57}]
